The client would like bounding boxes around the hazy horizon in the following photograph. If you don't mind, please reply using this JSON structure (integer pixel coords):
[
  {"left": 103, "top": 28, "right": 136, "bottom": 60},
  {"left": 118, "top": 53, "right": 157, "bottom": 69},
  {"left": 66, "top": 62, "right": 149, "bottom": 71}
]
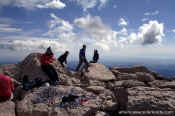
[{"left": 1, "top": 54, "right": 175, "bottom": 77}]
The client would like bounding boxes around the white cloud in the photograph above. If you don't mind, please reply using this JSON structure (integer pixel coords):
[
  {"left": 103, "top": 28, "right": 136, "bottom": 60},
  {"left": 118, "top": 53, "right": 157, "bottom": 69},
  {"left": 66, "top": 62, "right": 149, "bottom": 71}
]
[
  {"left": 0, "top": 38, "right": 67, "bottom": 53},
  {"left": 0, "top": 0, "right": 66, "bottom": 10},
  {"left": 138, "top": 20, "right": 164, "bottom": 45},
  {"left": 144, "top": 10, "right": 159, "bottom": 16},
  {"left": 118, "top": 20, "right": 164, "bottom": 46},
  {"left": 71, "top": 0, "right": 110, "bottom": 11},
  {"left": 0, "top": 24, "right": 22, "bottom": 33},
  {"left": 44, "top": 13, "right": 75, "bottom": 42},
  {"left": 36, "top": 0, "right": 66, "bottom": 9},
  {"left": 98, "top": 0, "right": 108, "bottom": 9},
  {"left": 118, "top": 28, "right": 128, "bottom": 36},
  {"left": 0, "top": 14, "right": 165, "bottom": 62},
  {"left": 172, "top": 29, "right": 175, "bottom": 33},
  {"left": 45, "top": 14, "right": 164, "bottom": 52},
  {"left": 0, "top": 15, "right": 167, "bottom": 62},
  {"left": 124, "top": 20, "right": 164, "bottom": 45},
  {"left": 74, "top": 15, "right": 118, "bottom": 51},
  {"left": 142, "top": 18, "right": 149, "bottom": 22},
  {"left": 118, "top": 18, "right": 127, "bottom": 26},
  {"left": 44, "top": 14, "right": 119, "bottom": 51}
]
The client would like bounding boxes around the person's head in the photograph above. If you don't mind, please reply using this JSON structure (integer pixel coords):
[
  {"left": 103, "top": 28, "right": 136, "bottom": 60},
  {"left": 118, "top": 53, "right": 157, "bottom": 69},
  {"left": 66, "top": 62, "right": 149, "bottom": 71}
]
[
  {"left": 94, "top": 49, "right": 98, "bottom": 54},
  {"left": 65, "top": 51, "right": 69, "bottom": 55},
  {"left": 82, "top": 44, "right": 86, "bottom": 49},
  {"left": 45, "top": 46, "right": 53, "bottom": 56}
]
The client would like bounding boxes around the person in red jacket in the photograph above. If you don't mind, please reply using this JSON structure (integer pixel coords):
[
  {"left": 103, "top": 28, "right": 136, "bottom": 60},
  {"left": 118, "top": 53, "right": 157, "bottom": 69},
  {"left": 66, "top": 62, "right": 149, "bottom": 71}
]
[
  {"left": 0, "top": 75, "right": 14, "bottom": 102},
  {"left": 40, "top": 47, "right": 59, "bottom": 85}
]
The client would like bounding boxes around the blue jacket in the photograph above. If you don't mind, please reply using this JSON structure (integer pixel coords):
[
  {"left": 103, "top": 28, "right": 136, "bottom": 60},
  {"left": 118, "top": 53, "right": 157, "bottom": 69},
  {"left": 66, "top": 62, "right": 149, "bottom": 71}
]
[{"left": 79, "top": 48, "right": 86, "bottom": 59}]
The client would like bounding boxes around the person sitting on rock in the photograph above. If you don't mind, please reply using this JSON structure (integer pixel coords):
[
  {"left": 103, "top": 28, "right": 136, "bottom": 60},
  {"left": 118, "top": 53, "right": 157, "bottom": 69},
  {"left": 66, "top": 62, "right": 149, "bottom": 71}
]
[
  {"left": 0, "top": 74, "right": 14, "bottom": 102},
  {"left": 22, "top": 75, "right": 49, "bottom": 91},
  {"left": 90, "top": 49, "right": 99, "bottom": 63},
  {"left": 76, "top": 45, "right": 89, "bottom": 71},
  {"left": 58, "top": 51, "right": 69, "bottom": 68},
  {"left": 40, "top": 47, "right": 59, "bottom": 85}
]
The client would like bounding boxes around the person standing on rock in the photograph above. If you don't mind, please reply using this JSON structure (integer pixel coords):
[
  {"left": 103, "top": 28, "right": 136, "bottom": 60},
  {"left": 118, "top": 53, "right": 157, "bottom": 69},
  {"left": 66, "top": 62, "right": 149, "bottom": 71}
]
[
  {"left": 58, "top": 51, "right": 69, "bottom": 68},
  {"left": 40, "top": 47, "right": 59, "bottom": 85},
  {"left": 90, "top": 49, "right": 99, "bottom": 63},
  {"left": 76, "top": 45, "right": 89, "bottom": 71},
  {"left": 0, "top": 74, "right": 14, "bottom": 102}
]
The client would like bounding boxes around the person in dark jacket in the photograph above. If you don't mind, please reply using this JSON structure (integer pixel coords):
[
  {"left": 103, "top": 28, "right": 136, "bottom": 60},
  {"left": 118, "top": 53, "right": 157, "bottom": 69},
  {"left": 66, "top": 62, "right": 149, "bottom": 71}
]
[
  {"left": 90, "top": 49, "right": 99, "bottom": 63},
  {"left": 76, "top": 45, "right": 89, "bottom": 71},
  {"left": 58, "top": 51, "right": 69, "bottom": 67},
  {"left": 40, "top": 47, "right": 59, "bottom": 85}
]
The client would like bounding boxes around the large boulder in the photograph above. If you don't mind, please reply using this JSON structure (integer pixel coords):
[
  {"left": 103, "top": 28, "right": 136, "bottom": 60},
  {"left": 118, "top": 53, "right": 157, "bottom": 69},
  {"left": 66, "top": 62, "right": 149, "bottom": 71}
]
[
  {"left": 113, "top": 86, "right": 175, "bottom": 111},
  {"left": 83, "top": 63, "right": 116, "bottom": 82},
  {"left": 0, "top": 53, "right": 66, "bottom": 82},
  {"left": 110, "top": 66, "right": 152, "bottom": 74},
  {"left": 114, "top": 80, "right": 145, "bottom": 88},
  {"left": 136, "top": 72, "right": 155, "bottom": 83},
  {"left": 117, "top": 73, "right": 137, "bottom": 81},
  {"left": 18, "top": 53, "right": 65, "bottom": 81},
  {"left": 151, "top": 81, "right": 175, "bottom": 89},
  {"left": 0, "top": 101, "right": 16, "bottom": 116},
  {"left": 86, "top": 86, "right": 106, "bottom": 94},
  {"left": 0, "top": 53, "right": 65, "bottom": 81}
]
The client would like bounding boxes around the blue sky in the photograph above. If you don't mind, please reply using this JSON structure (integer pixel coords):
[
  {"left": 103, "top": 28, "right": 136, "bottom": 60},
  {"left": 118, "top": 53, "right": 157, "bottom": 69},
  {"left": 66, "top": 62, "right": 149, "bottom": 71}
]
[{"left": 0, "top": 0, "right": 175, "bottom": 63}]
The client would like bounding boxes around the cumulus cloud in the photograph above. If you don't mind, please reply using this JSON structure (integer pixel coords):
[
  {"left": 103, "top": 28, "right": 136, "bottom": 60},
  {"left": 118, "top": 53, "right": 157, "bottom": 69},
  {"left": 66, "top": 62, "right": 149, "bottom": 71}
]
[
  {"left": 118, "top": 20, "right": 164, "bottom": 46},
  {"left": 71, "top": 0, "right": 110, "bottom": 11},
  {"left": 0, "top": 13, "right": 165, "bottom": 61},
  {"left": 144, "top": 10, "right": 159, "bottom": 16},
  {"left": 0, "top": 24, "right": 22, "bottom": 33},
  {"left": 36, "top": 0, "right": 66, "bottom": 9},
  {"left": 118, "top": 28, "right": 128, "bottom": 36},
  {"left": 74, "top": 15, "right": 118, "bottom": 51},
  {"left": 45, "top": 14, "right": 164, "bottom": 52},
  {"left": 45, "top": 14, "right": 119, "bottom": 51},
  {"left": 172, "top": 29, "right": 175, "bottom": 33},
  {"left": 0, "top": 0, "right": 66, "bottom": 10},
  {"left": 124, "top": 20, "right": 164, "bottom": 45},
  {"left": 118, "top": 18, "right": 127, "bottom": 26},
  {"left": 0, "top": 38, "right": 67, "bottom": 53},
  {"left": 44, "top": 13, "right": 75, "bottom": 42},
  {"left": 138, "top": 20, "right": 164, "bottom": 45}
]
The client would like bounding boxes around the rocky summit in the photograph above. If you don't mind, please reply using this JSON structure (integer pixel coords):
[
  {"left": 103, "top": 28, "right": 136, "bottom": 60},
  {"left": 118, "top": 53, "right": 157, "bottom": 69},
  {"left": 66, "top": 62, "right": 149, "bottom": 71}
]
[{"left": 0, "top": 53, "right": 175, "bottom": 116}]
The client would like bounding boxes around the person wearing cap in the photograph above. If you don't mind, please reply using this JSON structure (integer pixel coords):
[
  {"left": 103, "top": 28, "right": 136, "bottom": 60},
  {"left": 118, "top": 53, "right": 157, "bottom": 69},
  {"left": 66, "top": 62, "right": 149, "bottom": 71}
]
[
  {"left": 58, "top": 51, "right": 69, "bottom": 67},
  {"left": 76, "top": 45, "right": 89, "bottom": 71}
]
